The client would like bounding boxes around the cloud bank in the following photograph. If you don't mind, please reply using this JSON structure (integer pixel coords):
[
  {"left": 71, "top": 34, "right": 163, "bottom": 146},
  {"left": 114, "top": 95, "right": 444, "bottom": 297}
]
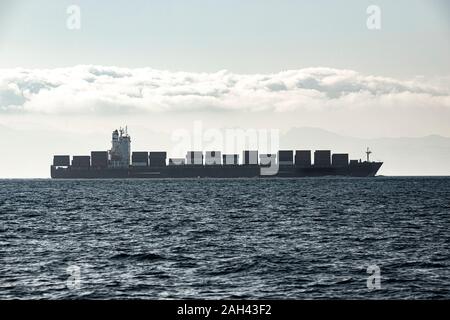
[{"left": 0, "top": 65, "right": 449, "bottom": 115}]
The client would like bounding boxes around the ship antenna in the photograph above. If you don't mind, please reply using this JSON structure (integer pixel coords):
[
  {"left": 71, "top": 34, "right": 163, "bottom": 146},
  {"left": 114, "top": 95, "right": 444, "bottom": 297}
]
[{"left": 366, "top": 147, "right": 372, "bottom": 162}]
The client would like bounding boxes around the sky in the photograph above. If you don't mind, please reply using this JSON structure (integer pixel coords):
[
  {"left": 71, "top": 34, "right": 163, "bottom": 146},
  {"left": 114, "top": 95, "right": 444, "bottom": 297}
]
[
  {"left": 0, "top": 0, "right": 449, "bottom": 177},
  {"left": 1, "top": 0, "right": 449, "bottom": 76}
]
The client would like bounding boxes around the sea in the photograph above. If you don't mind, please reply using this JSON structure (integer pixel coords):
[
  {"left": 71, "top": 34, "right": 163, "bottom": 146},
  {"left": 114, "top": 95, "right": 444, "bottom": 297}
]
[{"left": 0, "top": 177, "right": 449, "bottom": 299}]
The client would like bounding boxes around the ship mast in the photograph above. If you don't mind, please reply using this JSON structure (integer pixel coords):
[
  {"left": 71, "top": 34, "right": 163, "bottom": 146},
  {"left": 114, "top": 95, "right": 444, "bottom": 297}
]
[{"left": 366, "top": 147, "right": 372, "bottom": 162}]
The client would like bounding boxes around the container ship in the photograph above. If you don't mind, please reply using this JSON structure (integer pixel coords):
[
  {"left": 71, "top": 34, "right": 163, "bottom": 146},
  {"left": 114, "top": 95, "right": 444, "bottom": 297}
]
[{"left": 51, "top": 128, "right": 383, "bottom": 179}]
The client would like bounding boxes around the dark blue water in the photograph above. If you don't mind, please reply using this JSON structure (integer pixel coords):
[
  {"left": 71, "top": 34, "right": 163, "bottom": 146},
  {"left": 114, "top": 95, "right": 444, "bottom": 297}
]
[{"left": 0, "top": 177, "right": 449, "bottom": 299}]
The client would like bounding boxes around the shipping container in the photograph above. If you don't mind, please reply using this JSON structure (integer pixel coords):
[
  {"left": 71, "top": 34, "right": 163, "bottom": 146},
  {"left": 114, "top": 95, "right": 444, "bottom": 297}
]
[
  {"left": 205, "top": 151, "right": 222, "bottom": 165},
  {"left": 243, "top": 150, "right": 258, "bottom": 165},
  {"left": 314, "top": 150, "right": 331, "bottom": 167},
  {"left": 186, "top": 151, "right": 203, "bottom": 165},
  {"left": 149, "top": 158, "right": 166, "bottom": 167},
  {"left": 295, "top": 150, "right": 311, "bottom": 167},
  {"left": 91, "top": 151, "right": 108, "bottom": 168},
  {"left": 149, "top": 151, "right": 167, "bottom": 158},
  {"left": 222, "top": 154, "right": 239, "bottom": 165},
  {"left": 132, "top": 152, "right": 149, "bottom": 166},
  {"left": 53, "top": 155, "right": 70, "bottom": 167},
  {"left": 332, "top": 153, "right": 349, "bottom": 167},
  {"left": 72, "top": 156, "right": 91, "bottom": 167},
  {"left": 278, "top": 150, "right": 293, "bottom": 165},
  {"left": 149, "top": 151, "right": 166, "bottom": 166}
]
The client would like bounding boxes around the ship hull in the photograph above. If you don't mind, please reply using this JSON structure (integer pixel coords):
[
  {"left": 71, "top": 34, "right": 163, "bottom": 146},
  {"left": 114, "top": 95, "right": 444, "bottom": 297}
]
[{"left": 51, "top": 162, "right": 382, "bottom": 179}]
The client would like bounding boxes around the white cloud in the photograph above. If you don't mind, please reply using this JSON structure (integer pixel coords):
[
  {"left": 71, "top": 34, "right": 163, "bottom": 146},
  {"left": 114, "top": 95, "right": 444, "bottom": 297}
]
[{"left": 0, "top": 65, "right": 449, "bottom": 115}]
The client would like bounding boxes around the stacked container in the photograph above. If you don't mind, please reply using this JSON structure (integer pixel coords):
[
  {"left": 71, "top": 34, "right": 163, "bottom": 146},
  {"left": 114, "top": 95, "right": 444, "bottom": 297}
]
[
  {"left": 186, "top": 151, "right": 203, "bottom": 165},
  {"left": 91, "top": 151, "right": 108, "bottom": 168},
  {"left": 295, "top": 150, "right": 311, "bottom": 167},
  {"left": 149, "top": 152, "right": 167, "bottom": 167},
  {"left": 222, "top": 154, "right": 239, "bottom": 165},
  {"left": 332, "top": 153, "right": 349, "bottom": 167},
  {"left": 132, "top": 151, "right": 149, "bottom": 166},
  {"left": 278, "top": 150, "right": 294, "bottom": 165},
  {"left": 53, "top": 155, "right": 70, "bottom": 167},
  {"left": 243, "top": 150, "right": 258, "bottom": 165},
  {"left": 72, "top": 156, "right": 90, "bottom": 167},
  {"left": 314, "top": 150, "right": 331, "bottom": 167},
  {"left": 205, "top": 151, "right": 221, "bottom": 165}
]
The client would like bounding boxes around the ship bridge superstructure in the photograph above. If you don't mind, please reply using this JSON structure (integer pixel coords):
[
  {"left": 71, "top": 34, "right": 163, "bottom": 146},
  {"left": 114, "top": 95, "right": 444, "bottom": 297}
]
[{"left": 109, "top": 127, "right": 131, "bottom": 168}]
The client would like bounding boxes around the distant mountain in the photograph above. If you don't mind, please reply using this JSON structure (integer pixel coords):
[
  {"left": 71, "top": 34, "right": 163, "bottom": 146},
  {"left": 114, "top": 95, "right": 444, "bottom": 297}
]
[{"left": 281, "top": 127, "right": 450, "bottom": 176}]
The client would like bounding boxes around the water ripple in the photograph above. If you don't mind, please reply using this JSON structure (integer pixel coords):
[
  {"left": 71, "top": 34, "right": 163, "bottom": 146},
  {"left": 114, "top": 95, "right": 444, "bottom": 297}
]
[{"left": 0, "top": 177, "right": 449, "bottom": 299}]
